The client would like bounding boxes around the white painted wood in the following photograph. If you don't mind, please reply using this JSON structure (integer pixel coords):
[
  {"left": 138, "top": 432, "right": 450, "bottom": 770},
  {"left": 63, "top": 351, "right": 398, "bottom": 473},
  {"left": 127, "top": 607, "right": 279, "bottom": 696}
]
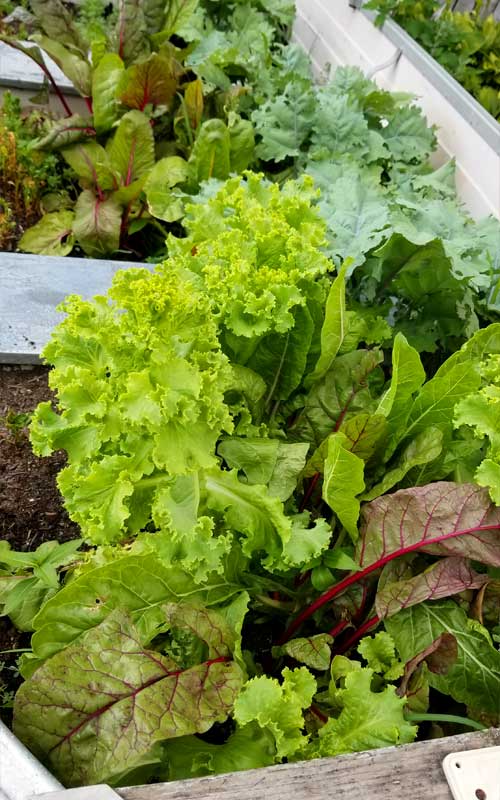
[{"left": 293, "top": 0, "right": 500, "bottom": 220}]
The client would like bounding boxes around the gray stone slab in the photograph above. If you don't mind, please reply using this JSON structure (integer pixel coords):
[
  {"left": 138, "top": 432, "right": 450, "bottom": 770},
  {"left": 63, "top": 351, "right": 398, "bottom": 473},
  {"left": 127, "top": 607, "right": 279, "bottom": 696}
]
[
  {"left": 0, "top": 41, "right": 75, "bottom": 93},
  {"left": 0, "top": 252, "right": 150, "bottom": 364}
]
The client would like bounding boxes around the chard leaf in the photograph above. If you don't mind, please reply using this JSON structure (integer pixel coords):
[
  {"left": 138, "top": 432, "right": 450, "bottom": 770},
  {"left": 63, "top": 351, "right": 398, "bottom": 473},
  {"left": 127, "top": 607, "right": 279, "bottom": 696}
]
[
  {"left": 61, "top": 142, "right": 115, "bottom": 192},
  {"left": 323, "top": 432, "right": 365, "bottom": 542},
  {"left": 34, "top": 115, "right": 96, "bottom": 150},
  {"left": 14, "top": 608, "right": 243, "bottom": 787},
  {"left": 30, "top": 554, "right": 242, "bottom": 662},
  {"left": 404, "top": 361, "right": 481, "bottom": 441},
  {"left": 72, "top": 191, "right": 122, "bottom": 257},
  {"left": 339, "top": 413, "right": 388, "bottom": 463},
  {"left": 386, "top": 600, "right": 500, "bottom": 714},
  {"left": 31, "top": 35, "right": 91, "bottom": 96},
  {"left": 363, "top": 427, "right": 443, "bottom": 501},
  {"left": 162, "top": 0, "right": 199, "bottom": 37},
  {"left": 278, "top": 634, "right": 333, "bottom": 671},
  {"left": 92, "top": 54, "right": 125, "bottom": 134},
  {"left": 293, "top": 349, "right": 384, "bottom": 447},
  {"left": 30, "top": 0, "right": 85, "bottom": 50},
  {"left": 19, "top": 211, "right": 75, "bottom": 256},
  {"left": 114, "top": 0, "right": 149, "bottom": 64},
  {"left": 398, "top": 633, "right": 458, "bottom": 698},
  {"left": 144, "top": 156, "right": 189, "bottom": 222},
  {"left": 1, "top": 577, "right": 55, "bottom": 633},
  {"left": 376, "top": 332, "right": 426, "bottom": 449},
  {"left": 228, "top": 113, "right": 255, "bottom": 173},
  {"left": 119, "top": 53, "right": 180, "bottom": 110},
  {"left": 358, "top": 482, "right": 500, "bottom": 569},
  {"left": 305, "top": 263, "right": 348, "bottom": 388},
  {"left": 304, "top": 667, "right": 416, "bottom": 758},
  {"left": 107, "top": 110, "right": 155, "bottom": 185},
  {"left": 188, "top": 119, "right": 231, "bottom": 183},
  {"left": 376, "top": 557, "right": 488, "bottom": 619},
  {"left": 234, "top": 667, "right": 316, "bottom": 759},
  {"left": 142, "top": 0, "right": 168, "bottom": 34}
]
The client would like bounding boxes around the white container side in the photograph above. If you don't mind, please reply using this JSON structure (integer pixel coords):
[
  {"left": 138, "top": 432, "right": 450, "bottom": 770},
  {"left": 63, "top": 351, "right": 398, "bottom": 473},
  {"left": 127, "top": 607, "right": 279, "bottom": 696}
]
[{"left": 293, "top": 0, "right": 500, "bottom": 220}]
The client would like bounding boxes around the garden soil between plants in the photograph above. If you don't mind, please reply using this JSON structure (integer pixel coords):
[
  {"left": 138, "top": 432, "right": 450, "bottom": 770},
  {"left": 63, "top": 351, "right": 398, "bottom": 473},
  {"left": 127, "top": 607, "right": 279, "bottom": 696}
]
[{"left": 0, "top": 365, "right": 78, "bottom": 713}]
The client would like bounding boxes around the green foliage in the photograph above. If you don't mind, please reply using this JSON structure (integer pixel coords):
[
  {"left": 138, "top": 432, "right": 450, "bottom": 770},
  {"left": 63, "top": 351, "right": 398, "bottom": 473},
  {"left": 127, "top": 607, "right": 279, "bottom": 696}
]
[{"left": 366, "top": 0, "right": 500, "bottom": 121}]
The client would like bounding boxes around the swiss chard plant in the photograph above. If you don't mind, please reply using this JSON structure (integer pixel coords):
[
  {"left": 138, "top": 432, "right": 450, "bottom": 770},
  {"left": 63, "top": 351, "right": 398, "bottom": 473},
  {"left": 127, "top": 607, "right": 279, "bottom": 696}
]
[{"left": 3, "top": 174, "right": 500, "bottom": 788}]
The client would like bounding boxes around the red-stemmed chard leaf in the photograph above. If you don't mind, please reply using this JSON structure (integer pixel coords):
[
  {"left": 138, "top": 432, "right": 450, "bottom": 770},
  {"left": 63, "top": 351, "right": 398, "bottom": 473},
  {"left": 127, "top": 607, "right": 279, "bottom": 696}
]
[
  {"left": 280, "top": 482, "right": 500, "bottom": 642},
  {"left": 13, "top": 606, "right": 243, "bottom": 787},
  {"left": 376, "top": 556, "right": 488, "bottom": 619},
  {"left": 397, "top": 633, "right": 458, "bottom": 697},
  {"left": 119, "top": 53, "right": 181, "bottom": 111}
]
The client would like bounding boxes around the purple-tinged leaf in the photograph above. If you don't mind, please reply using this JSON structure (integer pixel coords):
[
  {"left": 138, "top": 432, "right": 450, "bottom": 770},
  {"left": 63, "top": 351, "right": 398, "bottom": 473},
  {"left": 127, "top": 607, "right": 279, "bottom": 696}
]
[
  {"left": 376, "top": 557, "right": 488, "bottom": 619},
  {"left": 72, "top": 191, "right": 122, "bottom": 257},
  {"left": 119, "top": 53, "right": 181, "bottom": 111},
  {"left": 397, "top": 633, "right": 458, "bottom": 697},
  {"left": 114, "top": 0, "right": 148, "bottom": 64},
  {"left": 14, "top": 608, "right": 243, "bottom": 787},
  {"left": 358, "top": 482, "right": 500, "bottom": 568},
  {"left": 34, "top": 115, "right": 96, "bottom": 150}
]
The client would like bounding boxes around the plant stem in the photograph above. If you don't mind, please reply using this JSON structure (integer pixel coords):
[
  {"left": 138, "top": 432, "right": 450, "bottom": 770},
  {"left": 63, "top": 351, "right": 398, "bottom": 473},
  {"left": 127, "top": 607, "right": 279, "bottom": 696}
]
[
  {"left": 0, "top": 648, "right": 31, "bottom": 654},
  {"left": 335, "top": 615, "right": 380, "bottom": 653},
  {"left": 278, "top": 522, "right": 500, "bottom": 645},
  {"left": 405, "top": 712, "right": 486, "bottom": 732}
]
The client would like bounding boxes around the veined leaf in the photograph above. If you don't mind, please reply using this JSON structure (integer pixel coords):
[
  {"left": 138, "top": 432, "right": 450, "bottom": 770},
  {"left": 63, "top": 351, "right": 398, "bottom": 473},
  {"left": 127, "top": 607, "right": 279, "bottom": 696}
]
[
  {"left": 31, "top": 35, "right": 91, "bottom": 96},
  {"left": 30, "top": 0, "right": 86, "bottom": 50},
  {"left": 114, "top": 0, "right": 149, "bottom": 64},
  {"left": 252, "top": 81, "right": 315, "bottom": 162},
  {"left": 61, "top": 142, "right": 115, "bottom": 192},
  {"left": 386, "top": 600, "right": 500, "bottom": 715},
  {"left": 92, "top": 54, "right": 125, "bottom": 134},
  {"left": 376, "top": 557, "right": 488, "bottom": 619},
  {"left": 119, "top": 53, "right": 180, "bottom": 110},
  {"left": 163, "top": 0, "right": 199, "bottom": 37},
  {"left": 14, "top": 608, "right": 243, "bottom": 786},
  {"left": 72, "top": 191, "right": 122, "bottom": 257},
  {"left": 18, "top": 211, "right": 75, "bottom": 256},
  {"left": 305, "top": 263, "right": 348, "bottom": 388},
  {"left": 188, "top": 119, "right": 231, "bottom": 183},
  {"left": 323, "top": 432, "right": 365, "bottom": 542},
  {"left": 358, "top": 482, "right": 500, "bottom": 569},
  {"left": 107, "top": 110, "right": 155, "bottom": 185},
  {"left": 34, "top": 115, "right": 96, "bottom": 150}
]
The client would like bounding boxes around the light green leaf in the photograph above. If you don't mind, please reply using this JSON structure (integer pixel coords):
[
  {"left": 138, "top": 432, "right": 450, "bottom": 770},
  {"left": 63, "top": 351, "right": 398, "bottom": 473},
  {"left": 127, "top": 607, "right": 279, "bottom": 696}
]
[
  {"left": 363, "top": 427, "right": 443, "bottom": 501},
  {"left": 61, "top": 142, "right": 115, "bottom": 191},
  {"left": 144, "top": 156, "right": 189, "bottom": 222},
  {"left": 305, "top": 263, "right": 348, "bottom": 388},
  {"left": 218, "top": 438, "right": 309, "bottom": 502},
  {"left": 188, "top": 119, "right": 231, "bottom": 183},
  {"left": 279, "top": 634, "right": 333, "bottom": 671},
  {"left": 304, "top": 667, "right": 416, "bottom": 758},
  {"left": 376, "top": 332, "right": 426, "bottom": 448},
  {"left": 234, "top": 667, "right": 316, "bottom": 759},
  {"left": 358, "top": 632, "right": 404, "bottom": 680},
  {"left": 32, "top": 35, "right": 91, "bottom": 96},
  {"left": 18, "top": 211, "right": 75, "bottom": 256},
  {"left": 252, "top": 81, "right": 315, "bottom": 161},
  {"left": 107, "top": 109, "right": 155, "bottom": 184},
  {"left": 323, "top": 432, "right": 365, "bottom": 542},
  {"left": 92, "top": 53, "right": 124, "bottom": 134}
]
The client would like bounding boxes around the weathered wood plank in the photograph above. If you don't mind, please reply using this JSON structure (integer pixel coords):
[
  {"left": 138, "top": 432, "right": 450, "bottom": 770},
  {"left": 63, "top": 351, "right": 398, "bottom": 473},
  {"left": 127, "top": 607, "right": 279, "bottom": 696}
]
[{"left": 119, "top": 728, "right": 500, "bottom": 800}]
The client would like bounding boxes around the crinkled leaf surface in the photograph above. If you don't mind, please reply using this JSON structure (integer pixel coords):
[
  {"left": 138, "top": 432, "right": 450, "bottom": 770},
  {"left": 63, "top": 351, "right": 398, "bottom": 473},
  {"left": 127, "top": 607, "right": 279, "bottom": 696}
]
[{"left": 14, "top": 608, "right": 243, "bottom": 786}]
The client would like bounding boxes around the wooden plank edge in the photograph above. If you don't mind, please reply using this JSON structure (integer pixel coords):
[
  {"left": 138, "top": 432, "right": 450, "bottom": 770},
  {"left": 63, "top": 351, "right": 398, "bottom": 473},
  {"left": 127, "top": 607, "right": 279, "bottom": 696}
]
[{"left": 119, "top": 728, "right": 500, "bottom": 800}]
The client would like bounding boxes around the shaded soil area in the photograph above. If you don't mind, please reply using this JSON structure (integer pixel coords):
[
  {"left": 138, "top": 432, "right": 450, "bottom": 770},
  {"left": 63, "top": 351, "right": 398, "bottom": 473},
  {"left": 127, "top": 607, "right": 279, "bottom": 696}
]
[{"left": 0, "top": 365, "right": 79, "bottom": 717}]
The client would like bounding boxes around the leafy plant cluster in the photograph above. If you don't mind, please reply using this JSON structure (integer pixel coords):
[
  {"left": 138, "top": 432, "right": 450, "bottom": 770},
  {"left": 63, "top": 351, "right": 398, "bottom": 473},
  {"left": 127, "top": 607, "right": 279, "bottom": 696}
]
[
  {"left": 1, "top": 0, "right": 293, "bottom": 258},
  {"left": 0, "top": 93, "right": 72, "bottom": 250},
  {"left": 365, "top": 0, "right": 500, "bottom": 120},
  {"left": 3, "top": 175, "right": 500, "bottom": 788}
]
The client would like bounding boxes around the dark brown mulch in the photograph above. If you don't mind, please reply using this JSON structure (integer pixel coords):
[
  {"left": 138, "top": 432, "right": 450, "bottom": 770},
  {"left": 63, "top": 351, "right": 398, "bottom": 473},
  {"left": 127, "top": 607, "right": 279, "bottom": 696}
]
[
  {"left": 0, "top": 365, "right": 79, "bottom": 549},
  {"left": 0, "top": 365, "right": 79, "bottom": 716}
]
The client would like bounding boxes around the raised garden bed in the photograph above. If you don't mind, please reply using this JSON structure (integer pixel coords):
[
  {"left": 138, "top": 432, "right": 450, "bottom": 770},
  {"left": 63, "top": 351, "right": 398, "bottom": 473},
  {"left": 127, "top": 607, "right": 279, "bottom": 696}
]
[
  {"left": 293, "top": 0, "right": 500, "bottom": 218},
  {"left": 2, "top": 2, "right": 500, "bottom": 799}
]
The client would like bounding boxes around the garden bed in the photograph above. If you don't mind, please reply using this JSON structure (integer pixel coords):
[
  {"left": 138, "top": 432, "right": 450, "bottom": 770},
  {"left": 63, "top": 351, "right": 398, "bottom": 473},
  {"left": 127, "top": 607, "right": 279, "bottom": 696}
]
[
  {"left": 1, "top": 1, "right": 500, "bottom": 798},
  {"left": 293, "top": 0, "right": 500, "bottom": 218}
]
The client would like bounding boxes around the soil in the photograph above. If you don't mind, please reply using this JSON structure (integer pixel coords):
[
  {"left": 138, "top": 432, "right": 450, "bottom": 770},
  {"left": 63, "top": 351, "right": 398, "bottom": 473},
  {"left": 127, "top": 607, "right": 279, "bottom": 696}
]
[{"left": 0, "top": 365, "right": 79, "bottom": 718}]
